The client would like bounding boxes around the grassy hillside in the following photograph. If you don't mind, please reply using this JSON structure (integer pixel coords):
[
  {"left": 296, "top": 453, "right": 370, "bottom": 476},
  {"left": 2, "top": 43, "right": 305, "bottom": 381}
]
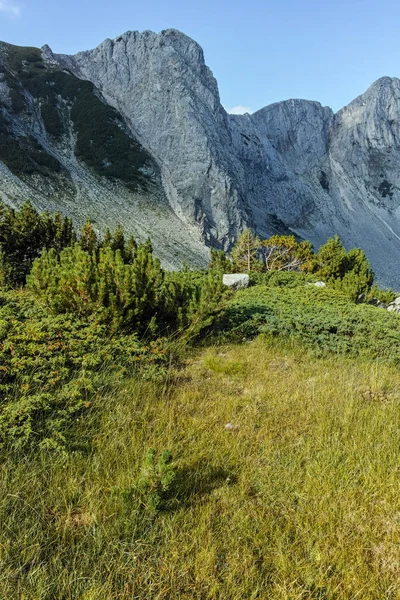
[{"left": 2, "top": 338, "right": 400, "bottom": 598}]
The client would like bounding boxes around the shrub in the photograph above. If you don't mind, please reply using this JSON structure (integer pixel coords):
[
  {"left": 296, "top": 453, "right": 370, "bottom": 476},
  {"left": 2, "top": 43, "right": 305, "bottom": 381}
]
[
  {"left": 219, "top": 283, "right": 400, "bottom": 362},
  {"left": 0, "top": 200, "right": 75, "bottom": 286},
  {"left": 310, "top": 236, "right": 374, "bottom": 301},
  {"left": 137, "top": 448, "right": 176, "bottom": 513},
  {"left": 0, "top": 289, "right": 168, "bottom": 452}
]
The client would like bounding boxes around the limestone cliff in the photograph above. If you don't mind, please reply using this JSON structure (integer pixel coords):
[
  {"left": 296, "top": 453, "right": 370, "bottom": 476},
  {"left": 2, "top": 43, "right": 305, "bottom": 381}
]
[{"left": 1, "top": 31, "right": 400, "bottom": 284}]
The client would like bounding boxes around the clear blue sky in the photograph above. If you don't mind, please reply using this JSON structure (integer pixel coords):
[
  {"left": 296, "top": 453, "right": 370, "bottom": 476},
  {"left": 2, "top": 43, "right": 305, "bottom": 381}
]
[{"left": 0, "top": 0, "right": 399, "bottom": 113}]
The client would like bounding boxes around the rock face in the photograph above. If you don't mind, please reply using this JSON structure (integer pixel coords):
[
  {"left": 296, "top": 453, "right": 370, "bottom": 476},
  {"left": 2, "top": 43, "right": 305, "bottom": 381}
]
[
  {"left": 387, "top": 297, "right": 400, "bottom": 313},
  {"left": 2, "top": 31, "right": 400, "bottom": 285},
  {"left": 222, "top": 274, "right": 250, "bottom": 289}
]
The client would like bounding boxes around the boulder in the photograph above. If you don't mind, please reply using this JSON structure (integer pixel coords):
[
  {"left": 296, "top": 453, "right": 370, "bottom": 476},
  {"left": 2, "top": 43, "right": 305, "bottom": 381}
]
[
  {"left": 387, "top": 297, "right": 400, "bottom": 313},
  {"left": 223, "top": 274, "right": 249, "bottom": 289}
]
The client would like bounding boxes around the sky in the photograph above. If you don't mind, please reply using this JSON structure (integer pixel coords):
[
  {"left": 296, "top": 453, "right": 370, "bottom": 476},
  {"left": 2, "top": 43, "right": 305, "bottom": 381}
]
[{"left": 0, "top": 0, "right": 400, "bottom": 113}]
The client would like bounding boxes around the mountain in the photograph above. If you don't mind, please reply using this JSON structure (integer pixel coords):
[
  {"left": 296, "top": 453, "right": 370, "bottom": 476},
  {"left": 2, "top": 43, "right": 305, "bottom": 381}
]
[{"left": 1, "top": 31, "right": 400, "bottom": 285}]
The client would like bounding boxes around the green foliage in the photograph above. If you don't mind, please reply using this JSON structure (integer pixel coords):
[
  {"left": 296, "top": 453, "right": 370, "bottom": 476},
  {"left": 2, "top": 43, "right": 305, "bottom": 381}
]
[
  {"left": 4, "top": 340, "right": 400, "bottom": 597},
  {"left": 137, "top": 448, "right": 176, "bottom": 513},
  {"left": 368, "top": 284, "right": 396, "bottom": 304},
  {"left": 208, "top": 248, "right": 232, "bottom": 272},
  {"left": 40, "top": 98, "right": 64, "bottom": 138},
  {"left": 219, "top": 280, "right": 400, "bottom": 361},
  {"left": 28, "top": 238, "right": 228, "bottom": 338},
  {"left": 0, "top": 200, "right": 75, "bottom": 285},
  {"left": 231, "top": 228, "right": 260, "bottom": 272},
  {"left": 110, "top": 223, "right": 125, "bottom": 254},
  {"left": 0, "top": 289, "right": 168, "bottom": 452},
  {"left": 0, "top": 246, "right": 11, "bottom": 287},
  {"left": 310, "top": 235, "right": 374, "bottom": 301},
  {"left": 231, "top": 232, "right": 313, "bottom": 274},
  {"left": 249, "top": 270, "right": 317, "bottom": 288},
  {"left": 230, "top": 232, "right": 375, "bottom": 302},
  {"left": 69, "top": 78, "right": 153, "bottom": 190},
  {"left": 258, "top": 234, "right": 314, "bottom": 272},
  {"left": 0, "top": 128, "right": 63, "bottom": 177},
  {"left": 79, "top": 219, "right": 99, "bottom": 254}
]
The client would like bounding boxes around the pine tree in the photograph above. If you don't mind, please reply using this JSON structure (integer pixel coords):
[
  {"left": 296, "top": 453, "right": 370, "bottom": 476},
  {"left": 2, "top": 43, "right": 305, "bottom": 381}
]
[
  {"left": 80, "top": 220, "right": 98, "bottom": 255},
  {"left": 131, "top": 241, "right": 164, "bottom": 333},
  {"left": 311, "top": 235, "right": 347, "bottom": 280},
  {"left": 0, "top": 246, "right": 11, "bottom": 288},
  {"left": 259, "top": 235, "right": 313, "bottom": 272},
  {"left": 52, "top": 212, "right": 64, "bottom": 252},
  {"left": 111, "top": 224, "right": 125, "bottom": 255},
  {"left": 208, "top": 248, "right": 232, "bottom": 273},
  {"left": 231, "top": 229, "right": 260, "bottom": 272},
  {"left": 311, "top": 235, "right": 374, "bottom": 300},
  {"left": 102, "top": 228, "right": 112, "bottom": 248},
  {"left": 125, "top": 236, "right": 138, "bottom": 264}
]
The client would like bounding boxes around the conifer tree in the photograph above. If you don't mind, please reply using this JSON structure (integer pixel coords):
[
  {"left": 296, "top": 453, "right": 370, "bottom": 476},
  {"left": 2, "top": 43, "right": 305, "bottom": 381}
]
[
  {"left": 311, "top": 235, "right": 374, "bottom": 300},
  {"left": 102, "top": 228, "right": 112, "bottom": 248},
  {"left": 259, "top": 235, "right": 313, "bottom": 272},
  {"left": 52, "top": 212, "right": 64, "bottom": 252},
  {"left": 131, "top": 241, "right": 164, "bottom": 333},
  {"left": 111, "top": 224, "right": 125, "bottom": 255},
  {"left": 231, "top": 229, "right": 260, "bottom": 272},
  {"left": 0, "top": 246, "right": 10, "bottom": 288},
  {"left": 125, "top": 236, "right": 138, "bottom": 264},
  {"left": 208, "top": 248, "right": 232, "bottom": 273},
  {"left": 80, "top": 220, "right": 98, "bottom": 255},
  {"left": 59, "top": 214, "right": 75, "bottom": 250}
]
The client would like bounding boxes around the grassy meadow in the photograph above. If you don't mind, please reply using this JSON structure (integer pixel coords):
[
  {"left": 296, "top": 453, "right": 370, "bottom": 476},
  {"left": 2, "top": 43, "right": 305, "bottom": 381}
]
[
  {"left": 2, "top": 207, "right": 400, "bottom": 598},
  {"left": 2, "top": 337, "right": 400, "bottom": 599}
]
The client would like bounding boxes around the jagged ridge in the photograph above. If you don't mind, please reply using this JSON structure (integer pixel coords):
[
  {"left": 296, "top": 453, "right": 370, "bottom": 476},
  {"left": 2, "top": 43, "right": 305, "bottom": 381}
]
[{"left": 1, "top": 31, "right": 400, "bottom": 285}]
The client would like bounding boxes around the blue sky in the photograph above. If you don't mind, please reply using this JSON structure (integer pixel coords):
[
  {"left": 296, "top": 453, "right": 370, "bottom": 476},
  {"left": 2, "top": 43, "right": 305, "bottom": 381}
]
[{"left": 0, "top": 0, "right": 400, "bottom": 113}]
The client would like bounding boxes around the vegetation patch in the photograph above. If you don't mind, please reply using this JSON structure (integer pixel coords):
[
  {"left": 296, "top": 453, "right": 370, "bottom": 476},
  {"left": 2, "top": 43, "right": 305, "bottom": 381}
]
[
  {"left": 0, "top": 129, "right": 63, "bottom": 176},
  {"left": 220, "top": 280, "right": 400, "bottom": 361},
  {"left": 1, "top": 201, "right": 400, "bottom": 597},
  {"left": 2, "top": 339, "right": 400, "bottom": 597}
]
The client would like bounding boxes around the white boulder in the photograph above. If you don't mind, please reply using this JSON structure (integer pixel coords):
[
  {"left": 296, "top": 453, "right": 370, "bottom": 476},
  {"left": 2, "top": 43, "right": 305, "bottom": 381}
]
[{"left": 223, "top": 274, "right": 250, "bottom": 289}]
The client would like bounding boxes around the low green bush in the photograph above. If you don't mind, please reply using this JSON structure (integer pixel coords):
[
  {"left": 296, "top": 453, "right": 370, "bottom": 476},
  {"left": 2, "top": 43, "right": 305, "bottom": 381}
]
[
  {"left": 0, "top": 289, "right": 168, "bottom": 452},
  {"left": 219, "top": 283, "right": 400, "bottom": 361},
  {"left": 249, "top": 270, "right": 317, "bottom": 288}
]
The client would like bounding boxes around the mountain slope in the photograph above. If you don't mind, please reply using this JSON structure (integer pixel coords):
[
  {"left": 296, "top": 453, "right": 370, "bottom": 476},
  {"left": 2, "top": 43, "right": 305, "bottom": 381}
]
[
  {"left": 0, "top": 40, "right": 210, "bottom": 269},
  {"left": 1, "top": 31, "right": 400, "bottom": 284}
]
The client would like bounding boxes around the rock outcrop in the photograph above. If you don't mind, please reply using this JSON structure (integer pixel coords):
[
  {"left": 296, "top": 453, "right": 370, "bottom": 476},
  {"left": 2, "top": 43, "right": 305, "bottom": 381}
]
[
  {"left": 1, "top": 31, "right": 400, "bottom": 285},
  {"left": 222, "top": 274, "right": 250, "bottom": 289}
]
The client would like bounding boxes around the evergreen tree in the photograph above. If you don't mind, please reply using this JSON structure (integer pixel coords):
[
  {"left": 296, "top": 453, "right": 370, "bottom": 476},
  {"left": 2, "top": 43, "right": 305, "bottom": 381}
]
[
  {"left": 311, "top": 235, "right": 347, "bottom": 280},
  {"left": 111, "top": 224, "right": 125, "bottom": 255},
  {"left": 125, "top": 236, "right": 138, "bottom": 264},
  {"left": 131, "top": 241, "right": 164, "bottom": 333},
  {"left": 0, "top": 200, "right": 78, "bottom": 285},
  {"left": 60, "top": 215, "right": 75, "bottom": 249},
  {"left": 102, "top": 228, "right": 112, "bottom": 248},
  {"left": 258, "top": 235, "right": 314, "bottom": 272},
  {"left": 80, "top": 220, "right": 98, "bottom": 255},
  {"left": 208, "top": 249, "right": 232, "bottom": 273},
  {"left": 311, "top": 235, "right": 374, "bottom": 300},
  {"left": 231, "top": 229, "right": 260, "bottom": 272},
  {"left": 0, "top": 246, "right": 10, "bottom": 288}
]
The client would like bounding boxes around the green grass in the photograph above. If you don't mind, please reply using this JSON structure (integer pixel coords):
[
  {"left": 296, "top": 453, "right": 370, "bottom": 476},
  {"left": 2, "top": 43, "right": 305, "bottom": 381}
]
[{"left": 2, "top": 338, "right": 400, "bottom": 598}]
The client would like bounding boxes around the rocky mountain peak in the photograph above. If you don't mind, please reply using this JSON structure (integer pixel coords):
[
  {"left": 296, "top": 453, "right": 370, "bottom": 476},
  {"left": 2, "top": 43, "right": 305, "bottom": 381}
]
[{"left": 2, "top": 31, "right": 400, "bottom": 284}]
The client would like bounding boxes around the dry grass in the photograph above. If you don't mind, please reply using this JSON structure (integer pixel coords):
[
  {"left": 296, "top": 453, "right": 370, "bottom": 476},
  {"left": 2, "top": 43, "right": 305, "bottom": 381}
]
[{"left": 2, "top": 337, "right": 400, "bottom": 598}]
